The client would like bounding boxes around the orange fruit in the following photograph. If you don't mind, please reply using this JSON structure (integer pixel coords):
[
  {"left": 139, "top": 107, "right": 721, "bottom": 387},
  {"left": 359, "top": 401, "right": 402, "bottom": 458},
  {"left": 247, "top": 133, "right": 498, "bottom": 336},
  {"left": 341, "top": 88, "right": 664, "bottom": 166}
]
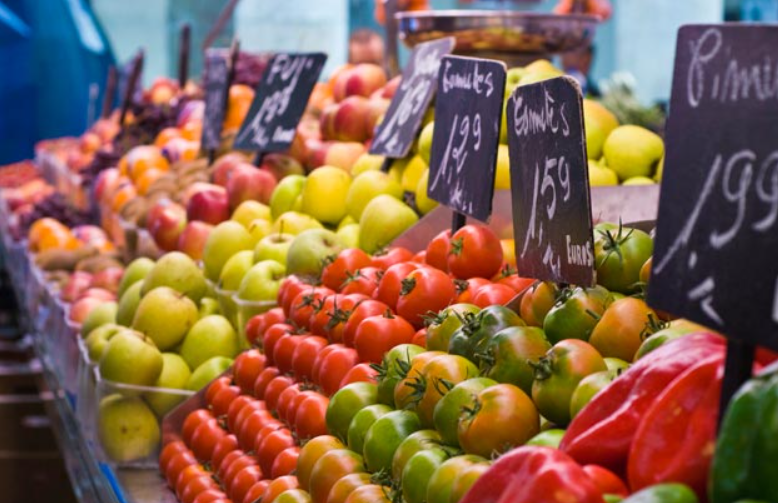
[
  {"left": 135, "top": 168, "right": 165, "bottom": 195},
  {"left": 126, "top": 145, "right": 170, "bottom": 182},
  {"left": 224, "top": 84, "right": 255, "bottom": 131},
  {"left": 155, "top": 127, "right": 183, "bottom": 148},
  {"left": 111, "top": 183, "right": 138, "bottom": 213},
  {"left": 180, "top": 121, "right": 202, "bottom": 142},
  {"left": 37, "top": 228, "right": 81, "bottom": 252}
]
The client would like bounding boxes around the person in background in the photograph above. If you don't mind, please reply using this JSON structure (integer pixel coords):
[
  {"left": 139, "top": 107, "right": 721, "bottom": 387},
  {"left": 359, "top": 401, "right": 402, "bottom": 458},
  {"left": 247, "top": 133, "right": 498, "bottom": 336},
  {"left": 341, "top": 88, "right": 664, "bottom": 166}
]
[
  {"left": 374, "top": 0, "right": 430, "bottom": 25},
  {"left": 562, "top": 44, "right": 600, "bottom": 97},
  {"left": 349, "top": 29, "right": 386, "bottom": 65}
]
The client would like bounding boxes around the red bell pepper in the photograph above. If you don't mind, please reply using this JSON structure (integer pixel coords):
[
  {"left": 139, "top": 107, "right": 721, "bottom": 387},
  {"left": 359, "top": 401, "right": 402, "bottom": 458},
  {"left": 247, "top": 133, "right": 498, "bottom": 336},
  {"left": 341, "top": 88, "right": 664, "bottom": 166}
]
[
  {"left": 560, "top": 332, "right": 725, "bottom": 472},
  {"left": 459, "top": 446, "right": 605, "bottom": 503},
  {"left": 628, "top": 354, "right": 724, "bottom": 500}
]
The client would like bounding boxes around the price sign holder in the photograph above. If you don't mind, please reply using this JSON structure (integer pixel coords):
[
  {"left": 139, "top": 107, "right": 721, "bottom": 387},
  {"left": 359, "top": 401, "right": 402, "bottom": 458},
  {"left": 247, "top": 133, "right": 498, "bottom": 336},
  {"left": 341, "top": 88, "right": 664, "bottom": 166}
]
[
  {"left": 506, "top": 76, "right": 594, "bottom": 287},
  {"left": 647, "top": 24, "right": 778, "bottom": 419},
  {"left": 202, "top": 39, "right": 240, "bottom": 164},
  {"left": 178, "top": 23, "right": 191, "bottom": 89},
  {"left": 118, "top": 50, "right": 144, "bottom": 126},
  {"left": 100, "top": 66, "right": 117, "bottom": 119},
  {"left": 234, "top": 52, "right": 327, "bottom": 165},
  {"left": 370, "top": 37, "right": 455, "bottom": 173},
  {"left": 427, "top": 55, "right": 506, "bottom": 231}
]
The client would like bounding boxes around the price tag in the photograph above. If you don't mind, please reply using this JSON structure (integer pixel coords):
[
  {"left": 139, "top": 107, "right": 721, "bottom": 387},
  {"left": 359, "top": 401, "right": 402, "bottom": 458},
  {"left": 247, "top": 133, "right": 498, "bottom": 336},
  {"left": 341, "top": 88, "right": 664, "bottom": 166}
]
[
  {"left": 507, "top": 76, "right": 594, "bottom": 286},
  {"left": 427, "top": 55, "right": 506, "bottom": 222},
  {"left": 649, "top": 25, "right": 778, "bottom": 351},
  {"left": 234, "top": 52, "right": 327, "bottom": 152},
  {"left": 201, "top": 49, "right": 230, "bottom": 151},
  {"left": 370, "top": 37, "right": 455, "bottom": 158}
]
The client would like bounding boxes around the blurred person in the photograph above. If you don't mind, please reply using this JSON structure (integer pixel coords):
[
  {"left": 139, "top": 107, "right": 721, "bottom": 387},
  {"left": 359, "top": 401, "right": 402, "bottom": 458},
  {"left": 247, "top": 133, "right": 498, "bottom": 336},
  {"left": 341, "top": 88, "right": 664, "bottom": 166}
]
[
  {"left": 349, "top": 28, "right": 385, "bottom": 65},
  {"left": 374, "top": 0, "right": 430, "bottom": 25},
  {"left": 562, "top": 44, "right": 600, "bottom": 96}
]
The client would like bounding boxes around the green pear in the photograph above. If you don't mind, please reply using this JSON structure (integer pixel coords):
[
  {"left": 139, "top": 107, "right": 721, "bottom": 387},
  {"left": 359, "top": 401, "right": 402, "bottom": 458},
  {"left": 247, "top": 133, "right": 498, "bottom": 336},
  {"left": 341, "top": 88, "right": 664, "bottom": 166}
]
[
  {"left": 84, "top": 323, "right": 124, "bottom": 362},
  {"left": 203, "top": 221, "right": 254, "bottom": 282},
  {"left": 98, "top": 394, "right": 160, "bottom": 462},
  {"left": 271, "top": 211, "right": 323, "bottom": 235},
  {"left": 199, "top": 297, "right": 221, "bottom": 318},
  {"left": 346, "top": 171, "right": 403, "bottom": 221},
  {"left": 218, "top": 250, "right": 256, "bottom": 291},
  {"left": 144, "top": 353, "right": 191, "bottom": 417},
  {"left": 132, "top": 287, "right": 199, "bottom": 350},
  {"left": 359, "top": 195, "right": 419, "bottom": 254},
  {"left": 231, "top": 200, "right": 271, "bottom": 228},
  {"left": 603, "top": 125, "right": 664, "bottom": 181},
  {"left": 179, "top": 315, "right": 240, "bottom": 370},
  {"left": 270, "top": 175, "right": 307, "bottom": 219},
  {"left": 337, "top": 224, "right": 360, "bottom": 249},
  {"left": 80, "top": 302, "right": 118, "bottom": 338},
  {"left": 98, "top": 330, "right": 163, "bottom": 386},
  {"left": 116, "top": 281, "right": 143, "bottom": 326},
  {"left": 418, "top": 121, "right": 434, "bottom": 165},
  {"left": 186, "top": 356, "right": 234, "bottom": 391},
  {"left": 141, "top": 252, "right": 207, "bottom": 304},
  {"left": 287, "top": 230, "right": 344, "bottom": 278},
  {"left": 117, "top": 257, "right": 154, "bottom": 298}
]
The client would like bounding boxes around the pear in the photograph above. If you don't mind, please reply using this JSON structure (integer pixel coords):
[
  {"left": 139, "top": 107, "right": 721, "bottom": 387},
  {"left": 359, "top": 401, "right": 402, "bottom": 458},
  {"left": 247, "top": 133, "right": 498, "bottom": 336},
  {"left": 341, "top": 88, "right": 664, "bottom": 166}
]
[
  {"left": 351, "top": 153, "right": 386, "bottom": 176},
  {"left": 359, "top": 195, "right": 419, "bottom": 254},
  {"left": 116, "top": 281, "right": 142, "bottom": 326},
  {"left": 494, "top": 144, "right": 511, "bottom": 190},
  {"left": 80, "top": 302, "right": 118, "bottom": 338},
  {"left": 132, "top": 287, "right": 199, "bottom": 350},
  {"left": 144, "top": 353, "right": 191, "bottom": 417},
  {"left": 218, "top": 250, "right": 256, "bottom": 291},
  {"left": 523, "top": 59, "right": 562, "bottom": 75},
  {"left": 186, "top": 356, "right": 234, "bottom": 391},
  {"left": 583, "top": 99, "right": 619, "bottom": 160},
  {"left": 141, "top": 252, "right": 207, "bottom": 304},
  {"left": 623, "top": 176, "right": 655, "bottom": 186},
  {"left": 346, "top": 171, "right": 403, "bottom": 221},
  {"left": 84, "top": 323, "right": 124, "bottom": 362},
  {"left": 179, "top": 315, "right": 240, "bottom": 370},
  {"left": 202, "top": 221, "right": 254, "bottom": 282},
  {"left": 98, "top": 394, "right": 160, "bottom": 462},
  {"left": 603, "top": 125, "right": 664, "bottom": 181},
  {"left": 286, "top": 230, "right": 342, "bottom": 278},
  {"left": 117, "top": 257, "right": 154, "bottom": 298},
  {"left": 98, "top": 330, "right": 163, "bottom": 386}
]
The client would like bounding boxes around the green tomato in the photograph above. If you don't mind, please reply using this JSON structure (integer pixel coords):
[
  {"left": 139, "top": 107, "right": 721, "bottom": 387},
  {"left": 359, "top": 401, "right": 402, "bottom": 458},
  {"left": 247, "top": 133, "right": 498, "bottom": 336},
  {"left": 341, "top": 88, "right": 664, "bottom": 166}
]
[
  {"left": 620, "top": 483, "right": 699, "bottom": 503},
  {"left": 326, "top": 382, "right": 378, "bottom": 443},
  {"left": 449, "top": 461, "right": 491, "bottom": 503},
  {"left": 432, "top": 377, "right": 497, "bottom": 446},
  {"left": 426, "top": 304, "right": 480, "bottom": 351},
  {"left": 391, "top": 429, "right": 443, "bottom": 482},
  {"left": 526, "top": 428, "right": 566, "bottom": 448},
  {"left": 448, "top": 305, "right": 524, "bottom": 360},
  {"left": 272, "top": 489, "right": 312, "bottom": 503},
  {"left": 402, "top": 448, "right": 452, "bottom": 503},
  {"left": 347, "top": 404, "right": 392, "bottom": 455},
  {"left": 594, "top": 223, "right": 654, "bottom": 294},
  {"left": 426, "top": 455, "right": 489, "bottom": 503},
  {"left": 543, "top": 286, "right": 610, "bottom": 344},
  {"left": 569, "top": 369, "right": 620, "bottom": 419},
  {"left": 413, "top": 354, "right": 480, "bottom": 428},
  {"left": 363, "top": 410, "right": 422, "bottom": 473},
  {"left": 480, "top": 326, "right": 551, "bottom": 395},
  {"left": 376, "top": 344, "right": 425, "bottom": 407},
  {"left": 604, "top": 357, "right": 630, "bottom": 371}
]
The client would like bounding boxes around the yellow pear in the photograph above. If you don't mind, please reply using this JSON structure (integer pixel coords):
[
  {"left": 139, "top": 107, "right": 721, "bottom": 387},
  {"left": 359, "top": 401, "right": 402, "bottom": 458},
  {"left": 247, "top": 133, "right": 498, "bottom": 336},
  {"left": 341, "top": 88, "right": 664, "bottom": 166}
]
[{"left": 415, "top": 169, "right": 438, "bottom": 215}]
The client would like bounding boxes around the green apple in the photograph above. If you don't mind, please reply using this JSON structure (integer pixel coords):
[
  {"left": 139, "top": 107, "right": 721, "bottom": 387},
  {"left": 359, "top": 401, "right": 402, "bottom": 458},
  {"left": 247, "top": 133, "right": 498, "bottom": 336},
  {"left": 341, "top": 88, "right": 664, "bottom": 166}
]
[
  {"left": 80, "top": 302, "right": 118, "bottom": 338},
  {"left": 272, "top": 211, "right": 323, "bottom": 235},
  {"left": 218, "top": 250, "right": 256, "bottom": 291},
  {"left": 350, "top": 153, "right": 386, "bottom": 176},
  {"left": 202, "top": 221, "right": 254, "bottom": 282},
  {"left": 237, "top": 260, "right": 287, "bottom": 301},
  {"left": 141, "top": 252, "right": 207, "bottom": 304},
  {"left": 132, "top": 287, "right": 199, "bottom": 350},
  {"left": 286, "top": 229, "right": 344, "bottom": 278},
  {"left": 248, "top": 218, "right": 273, "bottom": 245},
  {"left": 199, "top": 297, "right": 220, "bottom": 318},
  {"left": 99, "top": 330, "right": 163, "bottom": 386},
  {"left": 84, "top": 323, "right": 124, "bottom": 362},
  {"left": 254, "top": 233, "right": 295, "bottom": 265},
  {"left": 338, "top": 215, "right": 358, "bottom": 230},
  {"left": 506, "top": 66, "right": 527, "bottom": 90},
  {"left": 418, "top": 121, "right": 434, "bottom": 165},
  {"left": 346, "top": 171, "right": 403, "bottom": 221},
  {"left": 401, "top": 155, "right": 428, "bottom": 192},
  {"left": 231, "top": 200, "right": 271, "bottom": 228},
  {"left": 415, "top": 169, "right": 438, "bottom": 215},
  {"left": 301, "top": 166, "right": 352, "bottom": 225},
  {"left": 98, "top": 394, "right": 160, "bottom": 462},
  {"left": 603, "top": 125, "right": 665, "bottom": 181},
  {"left": 117, "top": 257, "right": 154, "bottom": 298},
  {"left": 270, "top": 175, "right": 306, "bottom": 219},
  {"left": 337, "top": 223, "right": 360, "bottom": 249},
  {"left": 359, "top": 195, "right": 419, "bottom": 253},
  {"left": 186, "top": 356, "right": 234, "bottom": 391},
  {"left": 654, "top": 156, "right": 664, "bottom": 182},
  {"left": 388, "top": 157, "right": 409, "bottom": 184},
  {"left": 144, "top": 353, "right": 191, "bottom": 417},
  {"left": 179, "top": 314, "right": 239, "bottom": 370},
  {"left": 583, "top": 99, "right": 619, "bottom": 160},
  {"left": 494, "top": 144, "right": 511, "bottom": 190},
  {"left": 588, "top": 160, "right": 619, "bottom": 187},
  {"left": 623, "top": 176, "right": 656, "bottom": 186},
  {"left": 116, "top": 281, "right": 142, "bottom": 326}
]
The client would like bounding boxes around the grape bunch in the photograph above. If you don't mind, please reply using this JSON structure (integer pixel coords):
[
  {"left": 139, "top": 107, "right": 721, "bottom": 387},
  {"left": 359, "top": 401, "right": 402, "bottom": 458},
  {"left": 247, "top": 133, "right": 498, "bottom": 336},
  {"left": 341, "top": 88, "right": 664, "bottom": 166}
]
[
  {"left": 16, "top": 193, "right": 93, "bottom": 236},
  {"left": 114, "top": 97, "right": 191, "bottom": 153},
  {"left": 79, "top": 148, "right": 121, "bottom": 191}
]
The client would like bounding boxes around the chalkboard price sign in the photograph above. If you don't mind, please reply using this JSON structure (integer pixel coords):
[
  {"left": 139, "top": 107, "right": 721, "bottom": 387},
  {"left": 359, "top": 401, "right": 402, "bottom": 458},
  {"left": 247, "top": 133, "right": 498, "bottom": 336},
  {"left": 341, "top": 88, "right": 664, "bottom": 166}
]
[
  {"left": 234, "top": 52, "right": 327, "bottom": 152},
  {"left": 506, "top": 76, "right": 594, "bottom": 286},
  {"left": 427, "top": 55, "right": 506, "bottom": 222},
  {"left": 649, "top": 25, "right": 778, "bottom": 352},
  {"left": 370, "top": 37, "right": 455, "bottom": 158},
  {"left": 201, "top": 49, "right": 230, "bottom": 151}
]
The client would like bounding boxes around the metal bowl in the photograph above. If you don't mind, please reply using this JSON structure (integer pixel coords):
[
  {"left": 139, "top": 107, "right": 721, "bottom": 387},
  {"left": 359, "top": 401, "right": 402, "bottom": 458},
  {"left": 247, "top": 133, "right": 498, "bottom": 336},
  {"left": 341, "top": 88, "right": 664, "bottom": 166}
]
[{"left": 397, "top": 10, "right": 598, "bottom": 60}]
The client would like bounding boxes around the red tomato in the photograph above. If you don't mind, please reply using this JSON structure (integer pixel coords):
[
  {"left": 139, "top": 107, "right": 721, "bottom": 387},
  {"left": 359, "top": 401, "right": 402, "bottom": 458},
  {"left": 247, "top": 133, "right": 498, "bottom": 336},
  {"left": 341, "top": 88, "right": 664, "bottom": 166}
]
[
  {"left": 315, "top": 345, "right": 360, "bottom": 396},
  {"left": 311, "top": 345, "right": 338, "bottom": 385},
  {"left": 341, "top": 267, "right": 383, "bottom": 296},
  {"left": 286, "top": 390, "right": 321, "bottom": 426},
  {"left": 290, "top": 287, "right": 334, "bottom": 329},
  {"left": 229, "top": 465, "right": 263, "bottom": 503},
  {"left": 238, "top": 409, "right": 277, "bottom": 451},
  {"left": 231, "top": 399, "right": 267, "bottom": 437},
  {"left": 210, "top": 385, "right": 242, "bottom": 418},
  {"left": 190, "top": 419, "right": 226, "bottom": 461},
  {"left": 412, "top": 328, "right": 427, "bottom": 348},
  {"left": 210, "top": 434, "right": 239, "bottom": 471},
  {"left": 175, "top": 464, "right": 209, "bottom": 498},
  {"left": 279, "top": 276, "right": 309, "bottom": 317},
  {"left": 182, "top": 409, "right": 214, "bottom": 447},
  {"left": 216, "top": 450, "right": 250, "bottom": 482},
  {"left": 204, "top": 377, "right": 232, "bottom": 410},
  {"left": 273, "top": 333, "right": 305, "bottom": 375},
  {"left": 271, "top": 446, "right": 301, "bottom": 478},
  {"left": 342, "top": 299, "right": 390, "bottom": 347},
  {"left": 322, "top": 248, "right": 373, "bottom": 291},
  {"left": 180, "top": 476, "right": 218, "bottom": 503},
  {"left": 498, "top": 273, "right": 535, "bottom": 294},
  {"left": 275, "top": 384, "right": 303, "bottom": 423},
  {"left": 292, "top": 336, "right": 329, "bottom": 380},
  {"left": 374, "top": 262, "right": 419, "bottom": 310},
  {"left": 426, "top": 229, "right": 452, "bottom": 272},
  {"left": 396, "top": 267, "right": 457, "bottom": 328},
  {"left": 253, "top": 366, "right": 281, "bottom": 400},
  {"left": 241, "top": 481, "right": 271, "bottom": 503},
  {"left": 256, "top": 428, "right": 295, "bottom": 475},
  {"left": 339, "top": 363, "right": 379, "bottom": 388},
  {"left": 234, "top": 350, "right": 266, "bottom": 394},
  {"left": 472, "top": 283, "right": 517, "bottom": 308},
  {"left": 226, "top": 396, "right": 257, "bottom": 432},
  {"left": 448, "top": 225, "right": 503, "bottom": 280},
  {"left": 246, "top": 307, "right": 286, "bottom": 347},
  {"left": 264, "top": 375, "right": 295, "bottom": 412},
  {"left": 159, "top": 440, "right": 190, "bottom": 475},
  {"left": 371, "top": 247, "right": 414, "bottom": 269},
  {"left": 165, "top": 451, "right": 198, "bottom": 487},
  {"left": 192, "top": 489, "right": 229, "bottom": 503},
  {"left": 263, "top": 323, "right": 295, "bottom": 366},
  {"left": 294, "top": 393, "right": 330, "bottom": 440},
  {"left": 455, "top": 277, "right": 492, "bottom": 304},
  {"left": 261, "top": 476, "right": 300, "bottom": 503},
  {"left": 354, "top": 313, "right": 416, "bottom": 363},
  {"left": 583, "top": 464, "right": 629, "bottom": 497},
  {"left": 222, "top": 457, "right": 260, "bottom": 497},
  {"left": 309, "top": 295, "right": 339, "bottom": 336}
]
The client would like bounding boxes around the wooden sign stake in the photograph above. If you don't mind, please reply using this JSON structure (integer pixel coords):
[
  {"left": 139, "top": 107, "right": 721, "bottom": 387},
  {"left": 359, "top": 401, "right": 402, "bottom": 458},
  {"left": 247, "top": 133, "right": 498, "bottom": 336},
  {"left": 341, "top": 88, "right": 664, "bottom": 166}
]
[
  {"left": 119, "top": 50, "right": 144, "bottom": 126},
  {"left": 719, "top": 340, "right": 755, "bottom": 429},
  {"left": 101, "top": 66, "right": 117, "bottom": 119},
  {"left": 178, "top": 23, "right": 191, "bottom": 89}
]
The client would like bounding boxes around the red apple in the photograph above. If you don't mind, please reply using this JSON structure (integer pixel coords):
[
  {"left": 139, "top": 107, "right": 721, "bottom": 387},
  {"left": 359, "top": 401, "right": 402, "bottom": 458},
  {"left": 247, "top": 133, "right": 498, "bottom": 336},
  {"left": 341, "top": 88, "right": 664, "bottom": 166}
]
[
  {"left": 260, "top": 153, "right": 305, "bottom": 180},
  {"left": 334, "top": 63, "right": 388, "bottom": 101},
  {"left": 77, "top": 288, "right": 116, "bottom": 303},
  {"left": 92, "top": 119, "right": 120, "bottom": 142},
  {"left": 319, "top": 103, "right": 339, "bottom": 141},
  {"left": 177, "top": 221, "right": 214, "bottom": 261},
  {"left": 90, "top": 267, "right": 125, "bottom": 294},
  {"left": 305, "top": 139, "right": 330, "bottom": 169},
  {"left": 72, "top": 225, "right": 109, "bottom": 246},
  {"left": 186, "top": 187, "right": 229, "bottom": 225},
  {"left": 226, "top": 165, "right": 277, "bottom": 209},
  {"left": 333, "top": 96, "right": 372, "bottom": 142},
  {"left": 365, "top": 98, "right": 390, "bottom": 138},
  {"left": 146, "top": 199, "right": 187, "bottom": 252},
  {"left": 324, "top": 142, "right": 367, "bottom": 171},
  {"left": 212, "top": 153, "right": 250, "bottom": 186},
  {"left": 61, "top": 272, "right": 94, "bottom": 302},
  {"left": 94, "top": 168, "right": 121, "bottom": 205},
  {"left": 69, "top": 297, "right": 105, "bottom": 324}
]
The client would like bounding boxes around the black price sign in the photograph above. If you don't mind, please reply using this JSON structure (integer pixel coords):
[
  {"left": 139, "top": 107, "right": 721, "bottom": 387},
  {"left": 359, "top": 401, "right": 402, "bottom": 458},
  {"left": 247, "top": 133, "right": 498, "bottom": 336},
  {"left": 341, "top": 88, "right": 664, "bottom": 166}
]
[
  {"left": 507, "top": 76, "right": 594, "bottom": 286},
  {"left": 649, "top": 25, "right": 778, "bottom": 352},
  {"left": 370, "top": 37, "right": 455, "bottom": 158},
  {"left": 427, "top": 56, "right": 506, "bottom": 222},
  {"left": 234, "top": 52, "right": 327, "bottom": 152},
  {"left": 201, "top": 49, "right": 230, "bottom": 151}
]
